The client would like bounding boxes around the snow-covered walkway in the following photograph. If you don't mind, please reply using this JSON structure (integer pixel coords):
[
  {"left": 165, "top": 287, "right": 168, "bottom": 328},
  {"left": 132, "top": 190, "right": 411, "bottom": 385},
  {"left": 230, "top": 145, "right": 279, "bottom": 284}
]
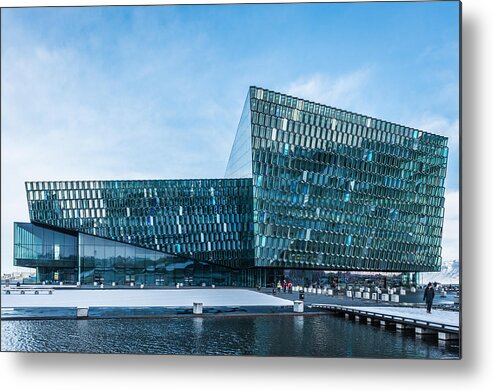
[
  {"left": 344, "top": 306, "right": 459, "bottom": 327},
  {"left": 1, "top": 288, "right": 293, "bottom": 308}
]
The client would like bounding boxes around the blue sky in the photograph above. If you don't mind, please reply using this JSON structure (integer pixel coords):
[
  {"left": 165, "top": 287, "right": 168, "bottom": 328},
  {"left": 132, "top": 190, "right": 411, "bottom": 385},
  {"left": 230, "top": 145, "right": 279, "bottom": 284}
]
[{"left": 1, "top": 1, "right": 460, "bottom": 273}]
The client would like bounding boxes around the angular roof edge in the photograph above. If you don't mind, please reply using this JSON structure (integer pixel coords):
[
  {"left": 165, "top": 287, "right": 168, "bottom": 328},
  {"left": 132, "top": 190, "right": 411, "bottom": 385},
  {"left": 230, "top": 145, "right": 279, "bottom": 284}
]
[{"left": 248, "top": 85, "right": 449, "bottom": 141}]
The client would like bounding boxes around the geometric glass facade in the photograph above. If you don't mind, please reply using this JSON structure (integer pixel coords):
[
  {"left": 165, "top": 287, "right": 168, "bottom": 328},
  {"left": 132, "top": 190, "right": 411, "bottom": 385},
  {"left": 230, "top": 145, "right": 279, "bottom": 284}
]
[
  {"left": 243, "top": 87, "right": 448, "bottom": 272},
  {"left": 14, "top": 86, "right": 448, "bottom": 285},
  {"left": 26, "top": 178, "right": 254, "bottom": 269}
]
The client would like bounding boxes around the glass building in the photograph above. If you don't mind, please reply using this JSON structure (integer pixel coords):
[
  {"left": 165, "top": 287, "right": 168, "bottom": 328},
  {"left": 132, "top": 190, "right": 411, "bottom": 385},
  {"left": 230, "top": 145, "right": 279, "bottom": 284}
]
[{"left": 14, "top": 87, "right": 448, "bottom": 286}]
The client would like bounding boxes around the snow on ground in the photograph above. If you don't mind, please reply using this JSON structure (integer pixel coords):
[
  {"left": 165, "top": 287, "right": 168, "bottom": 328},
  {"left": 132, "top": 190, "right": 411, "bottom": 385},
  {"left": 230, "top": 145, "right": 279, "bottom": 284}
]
[
  {"left": 345, "top": 306, "right": 459, "bottom": 327},
  {"left": 1, "top": 289, "right": 293, "bottom": 308}
]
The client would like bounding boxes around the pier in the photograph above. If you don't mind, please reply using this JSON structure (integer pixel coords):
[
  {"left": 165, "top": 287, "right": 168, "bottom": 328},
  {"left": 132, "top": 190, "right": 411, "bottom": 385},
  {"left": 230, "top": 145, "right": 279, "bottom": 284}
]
[{"left": 311, "top": 304, "right": 460, "bottom": 341}]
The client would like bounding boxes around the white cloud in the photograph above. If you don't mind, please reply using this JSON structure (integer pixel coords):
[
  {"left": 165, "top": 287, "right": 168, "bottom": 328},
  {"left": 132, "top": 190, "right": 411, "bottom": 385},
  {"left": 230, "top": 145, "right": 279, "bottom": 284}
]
[{"left": 282, "top": 67, "right": 374, "bottom": 113}]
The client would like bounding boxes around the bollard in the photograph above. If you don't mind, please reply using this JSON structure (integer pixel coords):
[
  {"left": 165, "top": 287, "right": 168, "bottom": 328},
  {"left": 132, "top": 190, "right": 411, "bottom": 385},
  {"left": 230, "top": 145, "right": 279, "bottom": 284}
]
[
  {"left": 293, "top": 300, "right": 304, "bottom": 313},
  {"left": 193, "top": 302, "right": 203, "bottom": 315},
  {"left": 77, "top": 307, "right": 89, "bottom": 318},
  {"left": 298, "top": 290, "right": 305, "bottom": 301}
]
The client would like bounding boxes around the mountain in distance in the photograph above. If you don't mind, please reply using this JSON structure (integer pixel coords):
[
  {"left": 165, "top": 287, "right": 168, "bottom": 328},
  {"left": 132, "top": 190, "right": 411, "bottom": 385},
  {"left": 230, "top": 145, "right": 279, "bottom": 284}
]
[{"left": 420, "top": 259, "right": 460, "bottom": 285}]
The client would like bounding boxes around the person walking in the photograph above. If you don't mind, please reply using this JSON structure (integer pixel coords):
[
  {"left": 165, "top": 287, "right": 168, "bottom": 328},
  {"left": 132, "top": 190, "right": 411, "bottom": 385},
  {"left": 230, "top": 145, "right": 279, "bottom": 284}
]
[{"left": 423, "top": 282, "right": 435, "bottom": 314}]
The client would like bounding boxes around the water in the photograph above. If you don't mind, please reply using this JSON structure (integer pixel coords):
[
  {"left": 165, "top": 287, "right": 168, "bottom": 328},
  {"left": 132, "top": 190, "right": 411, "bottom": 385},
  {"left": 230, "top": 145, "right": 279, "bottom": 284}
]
[{"left": 1, "top": 315, "right": 460, "bottom": 358}]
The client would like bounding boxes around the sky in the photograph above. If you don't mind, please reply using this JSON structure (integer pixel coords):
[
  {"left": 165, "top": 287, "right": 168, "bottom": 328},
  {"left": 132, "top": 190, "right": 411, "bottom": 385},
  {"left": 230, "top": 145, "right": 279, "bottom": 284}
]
[{"left": 1, "top": 1, "right": 460, "bottom": 273}]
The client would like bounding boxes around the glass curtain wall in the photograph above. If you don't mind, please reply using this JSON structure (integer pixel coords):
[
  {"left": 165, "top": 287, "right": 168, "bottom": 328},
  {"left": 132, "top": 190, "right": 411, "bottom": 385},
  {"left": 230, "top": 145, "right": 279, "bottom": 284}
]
[
  {"left": 78, "top": 233, "right": 239, "bottom": 286},
  {"left": 14, "top": 222, "right": 78, "bottom": 283}
]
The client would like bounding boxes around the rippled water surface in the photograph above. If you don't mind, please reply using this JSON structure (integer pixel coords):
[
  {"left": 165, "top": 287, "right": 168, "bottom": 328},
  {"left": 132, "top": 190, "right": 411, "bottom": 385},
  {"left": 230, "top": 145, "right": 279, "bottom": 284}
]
[{"left": 1, "top": 315, "right": 459, "bottom": 358}]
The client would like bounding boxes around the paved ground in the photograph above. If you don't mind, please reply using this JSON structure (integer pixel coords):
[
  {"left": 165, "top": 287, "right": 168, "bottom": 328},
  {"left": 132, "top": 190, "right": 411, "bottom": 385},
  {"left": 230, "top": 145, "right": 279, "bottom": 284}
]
[{"left": 1, "top": 288, "right": 294, "bottom": 308}]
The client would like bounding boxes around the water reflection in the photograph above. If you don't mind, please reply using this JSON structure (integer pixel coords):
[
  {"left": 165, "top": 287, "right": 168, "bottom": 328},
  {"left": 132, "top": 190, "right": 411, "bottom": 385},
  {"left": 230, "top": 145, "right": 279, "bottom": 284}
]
[
  {"left": 193, "top": 317, "right": 203, "bottom": 334},
  {"left": 294, "top": 315, "right": 304, "bottom": 332},
  {"left": 1, "top": 315, "right": 460, "bottom": 358}
]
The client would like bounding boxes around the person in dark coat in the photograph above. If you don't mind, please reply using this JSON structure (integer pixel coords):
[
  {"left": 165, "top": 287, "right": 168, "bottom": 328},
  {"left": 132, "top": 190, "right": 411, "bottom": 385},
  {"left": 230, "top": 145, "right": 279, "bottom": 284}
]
[{"left": 423, "top": 282, "right": 435, "bottom": 313}]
